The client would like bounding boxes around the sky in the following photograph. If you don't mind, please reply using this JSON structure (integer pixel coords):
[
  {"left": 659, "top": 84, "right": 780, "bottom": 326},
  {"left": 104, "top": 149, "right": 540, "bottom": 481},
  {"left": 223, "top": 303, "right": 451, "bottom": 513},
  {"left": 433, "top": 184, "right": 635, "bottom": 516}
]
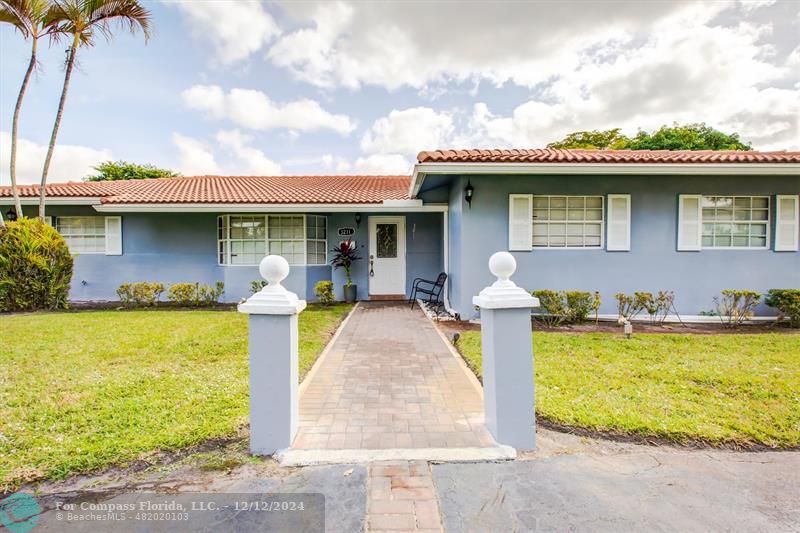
[{"left": 0, "top": 0, "right": 798, "bottom": 185}]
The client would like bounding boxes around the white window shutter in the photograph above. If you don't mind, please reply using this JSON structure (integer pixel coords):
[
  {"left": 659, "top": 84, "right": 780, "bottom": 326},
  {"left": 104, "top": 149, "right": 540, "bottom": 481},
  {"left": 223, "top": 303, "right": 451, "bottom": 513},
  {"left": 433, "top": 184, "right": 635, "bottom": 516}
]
[
  {"left": 678, "top": 195, "right": 702, "bottom": 251},
  {"left": 508, "top": 194, "right": 533, "bottom": 251},
  {"left": 45, "top": 216, "right": 54, "bottom": 226},
  {"left": 606, "top": 194, "right": 631, "bottom": 251},
  {"left": 775, "top": 195, "right": 799, "bottom": 251},
  {"left": 105, "top": 216, "right": 122, "bottom": 255}
]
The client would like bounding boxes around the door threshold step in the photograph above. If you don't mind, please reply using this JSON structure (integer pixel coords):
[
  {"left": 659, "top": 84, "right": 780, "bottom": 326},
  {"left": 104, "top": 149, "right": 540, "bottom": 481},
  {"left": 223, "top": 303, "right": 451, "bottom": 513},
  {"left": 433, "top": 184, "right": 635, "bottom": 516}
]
[
  {"left": 276, "top": 445, "right": 517, "bottom": 466},
  {"left": 367, "top": 294, "right": 407, "bottom": 301}
]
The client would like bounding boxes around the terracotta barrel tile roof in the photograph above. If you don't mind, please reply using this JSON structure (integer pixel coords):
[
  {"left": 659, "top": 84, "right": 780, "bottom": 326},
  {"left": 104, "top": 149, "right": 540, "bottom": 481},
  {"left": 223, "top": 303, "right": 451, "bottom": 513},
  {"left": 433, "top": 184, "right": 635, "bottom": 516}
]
[
  {"left": 0, "top": 175, "right": 412, "bottom": 204},
  {"left": 416, "top": 148, "right": 800, "bottom": 164}
]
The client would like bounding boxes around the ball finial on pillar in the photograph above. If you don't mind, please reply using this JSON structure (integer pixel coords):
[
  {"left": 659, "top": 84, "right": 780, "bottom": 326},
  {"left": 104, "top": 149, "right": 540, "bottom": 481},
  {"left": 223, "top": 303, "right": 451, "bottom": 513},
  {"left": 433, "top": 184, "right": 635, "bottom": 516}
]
[
  {"left": 489, "top": 251, "right": 516, "bottom": 282},
  {"left": 260, "top": 255, "right": 290, "bottom": 286}
]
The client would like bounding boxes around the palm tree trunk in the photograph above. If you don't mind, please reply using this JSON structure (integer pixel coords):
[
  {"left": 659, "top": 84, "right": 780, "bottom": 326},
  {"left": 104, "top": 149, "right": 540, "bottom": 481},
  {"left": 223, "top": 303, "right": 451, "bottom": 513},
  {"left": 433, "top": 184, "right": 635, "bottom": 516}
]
[
  {"left": 10, "top": 38, "right": 38, "bottom": 220},
  {"left": 39, "top": 39, "right": 78, "bottom": 220}
]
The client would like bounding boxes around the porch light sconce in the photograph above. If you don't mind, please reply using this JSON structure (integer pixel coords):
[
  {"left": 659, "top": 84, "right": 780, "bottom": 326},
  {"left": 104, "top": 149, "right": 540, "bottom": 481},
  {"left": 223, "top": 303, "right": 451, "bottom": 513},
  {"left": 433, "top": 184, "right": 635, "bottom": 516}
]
[
  {"left": 354, "top": 213, "right": 362, "bottom": 227},
  {"left": 465, "top": 181, "right": 474, "bottom": 208},
  {"left": 5, "top": 208, "right": 17, "bottom": 221}
]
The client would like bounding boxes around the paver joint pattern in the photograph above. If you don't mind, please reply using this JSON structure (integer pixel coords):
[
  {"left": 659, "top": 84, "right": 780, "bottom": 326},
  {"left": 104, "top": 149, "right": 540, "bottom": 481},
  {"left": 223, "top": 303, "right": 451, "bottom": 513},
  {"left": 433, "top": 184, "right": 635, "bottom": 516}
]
[
  {"left": 367, "top": 460, "right": 443, "bottom": 532},
  {"left": 294, "top": 303, "right": 495, "bottom": 450}
]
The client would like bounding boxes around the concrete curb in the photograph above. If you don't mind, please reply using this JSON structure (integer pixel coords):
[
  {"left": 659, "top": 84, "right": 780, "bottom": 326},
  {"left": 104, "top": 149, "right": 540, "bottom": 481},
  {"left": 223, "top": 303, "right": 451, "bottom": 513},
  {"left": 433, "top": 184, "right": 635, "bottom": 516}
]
[{"left": 276, "top": 445, "right": 517, "bottom": 466}]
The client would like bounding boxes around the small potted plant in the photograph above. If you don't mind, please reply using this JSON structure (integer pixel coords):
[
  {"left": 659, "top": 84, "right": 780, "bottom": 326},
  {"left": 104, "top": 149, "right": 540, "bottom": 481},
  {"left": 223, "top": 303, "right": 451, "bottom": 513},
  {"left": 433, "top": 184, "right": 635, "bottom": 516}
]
[{"left": 331, "top": 239, "right": 361, "bottom": 302}]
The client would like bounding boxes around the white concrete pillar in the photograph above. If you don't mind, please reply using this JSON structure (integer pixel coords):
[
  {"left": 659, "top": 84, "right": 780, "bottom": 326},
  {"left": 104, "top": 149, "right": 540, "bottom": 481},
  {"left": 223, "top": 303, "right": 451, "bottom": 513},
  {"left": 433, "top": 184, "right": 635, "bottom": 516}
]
[
  {"left": 473, "top": 251, "right": 540, "bottom": 450},
  {"left": 238, "top": 255, "right": 306, "bottom": 455}
]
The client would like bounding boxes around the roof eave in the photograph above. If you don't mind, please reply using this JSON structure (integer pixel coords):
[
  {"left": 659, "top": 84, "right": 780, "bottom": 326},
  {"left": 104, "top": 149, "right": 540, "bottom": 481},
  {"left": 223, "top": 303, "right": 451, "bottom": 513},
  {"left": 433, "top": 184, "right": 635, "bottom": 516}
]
[{"left": 409, "top": 162, "right": 800, "bottom": 198}]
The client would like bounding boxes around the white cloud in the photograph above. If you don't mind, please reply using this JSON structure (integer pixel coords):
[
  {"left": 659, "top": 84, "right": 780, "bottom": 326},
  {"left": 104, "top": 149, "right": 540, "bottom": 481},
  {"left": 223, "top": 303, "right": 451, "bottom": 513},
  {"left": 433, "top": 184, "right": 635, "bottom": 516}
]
[
  {"left": 269, "top": 1, "right": 710, "bottom": 90},
  {"left": 182, "top": 85, "right": 356, "bottom": 135},
  {"left": 451, "top": 9, "right": 800, "bottom": 151},
  {"left": 352, "top": 154, "right": 411, "bottom": 175},
  {"left": 361, "top": 107, "right": 453, "bottom": 154},
  {"left": 266, "top": 1, "right": 798, "bottom": 150},
  {"left": 314, "top": 153, "right": 411, "bottom": 174},
  {"left": 216, "top": 130, "right": 281, "bottom": 175},
  {"left": 171, "top": 0, "right": 279, "bottom": 64},
  {"left": 0, "top": 132, "right": 113, "bottom": 185},
  {"left": 172, "top": 133, "right": 219, "bottom": 175}
]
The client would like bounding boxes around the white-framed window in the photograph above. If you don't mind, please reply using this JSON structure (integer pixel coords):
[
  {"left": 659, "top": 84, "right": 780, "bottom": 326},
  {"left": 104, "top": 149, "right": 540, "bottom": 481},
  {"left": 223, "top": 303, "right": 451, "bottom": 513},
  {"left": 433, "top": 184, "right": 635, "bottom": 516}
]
[
  {"left": 217, "top": 215, "right": 327, "bottom": 266},
  {"left": 218, "top": 215, "right": 267, "bottom": 265},
  {"left": 700, "top": 196, "right": 769, "bottom": 249},
  {"left": 532, "top": 195, "right": 604, "bottom": 248},
  {"left": 305, "top": 215, "right": 328, "bottom": 265},
  {"left": 55, "top": 216, "right": 121, "bottom": 255}
]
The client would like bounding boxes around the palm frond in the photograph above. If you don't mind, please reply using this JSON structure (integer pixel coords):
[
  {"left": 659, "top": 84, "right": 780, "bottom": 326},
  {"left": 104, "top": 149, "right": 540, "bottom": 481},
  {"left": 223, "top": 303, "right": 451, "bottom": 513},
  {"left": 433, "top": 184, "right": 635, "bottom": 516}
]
[
  {"left": 87, "top": 0, "right": 150, "bottom": 42},
  {"left": 0, "top": 0, "right": 53, "bottom": 38}
]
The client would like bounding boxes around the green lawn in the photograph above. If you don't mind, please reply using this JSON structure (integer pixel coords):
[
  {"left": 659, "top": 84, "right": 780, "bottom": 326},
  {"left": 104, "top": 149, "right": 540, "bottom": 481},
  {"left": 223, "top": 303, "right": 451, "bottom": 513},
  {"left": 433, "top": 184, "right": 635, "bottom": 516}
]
[
  {"left": 457, "top": 331, "right": 800, "bottom": 449},
  {"left": 0, "top": 304, "right": 352, "bottom": 491}
]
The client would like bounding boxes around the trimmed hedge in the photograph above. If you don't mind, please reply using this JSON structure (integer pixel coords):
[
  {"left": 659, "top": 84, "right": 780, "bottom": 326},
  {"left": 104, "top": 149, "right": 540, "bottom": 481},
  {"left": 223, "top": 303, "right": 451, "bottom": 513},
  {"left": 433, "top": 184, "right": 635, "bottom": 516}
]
[
  {"left": 0, "top": 218, "right": 73, "bottom": 312},
  {"left": 765, "top": 289, "right": 800, "bottom": 327}
]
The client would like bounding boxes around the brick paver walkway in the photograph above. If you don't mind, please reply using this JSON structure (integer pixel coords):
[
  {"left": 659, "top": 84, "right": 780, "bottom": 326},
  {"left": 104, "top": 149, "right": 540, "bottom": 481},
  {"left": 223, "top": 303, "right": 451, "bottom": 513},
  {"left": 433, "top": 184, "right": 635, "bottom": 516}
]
[
  {"left": 367, "top": 460, "right": 443, "bottom": 532},
  {"left": 293, "top": 302, "right": 496, "bottom": 450}
]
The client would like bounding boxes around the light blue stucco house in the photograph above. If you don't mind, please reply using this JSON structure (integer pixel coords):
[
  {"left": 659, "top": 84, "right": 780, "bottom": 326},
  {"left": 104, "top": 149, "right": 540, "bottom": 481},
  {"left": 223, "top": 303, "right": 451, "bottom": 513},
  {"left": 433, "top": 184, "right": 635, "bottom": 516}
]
[{"left": 2, "top": 148, "right": 798, "bottom": 319}]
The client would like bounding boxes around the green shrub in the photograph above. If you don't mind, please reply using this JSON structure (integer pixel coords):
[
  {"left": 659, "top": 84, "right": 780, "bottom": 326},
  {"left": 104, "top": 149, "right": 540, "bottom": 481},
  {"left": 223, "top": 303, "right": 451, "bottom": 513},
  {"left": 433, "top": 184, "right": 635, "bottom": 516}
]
[
  {"left": 714, "top": 289, "right": 761, "bottom": 328},
  {"left": 0, "top": 218, "right": 73, "bottom": 312},
  {"left": 627, "top": 290, "right": 674, "bottom": 325},
  {"left": 532, "top": 290, "right": 599, "bottom": 326},
  {"left": 198, "top": 282, "right": 225, "bottom": 305},
  {"left": 314, "top": 280, "right": 335, "bottom": 304},
  {"left": 615, "top": 292, "right": 649, "bottom": 322},
  {"left": 532, "top": 290, "right": 568, "bottom": 326},
  {"left": 167, "top": 282, "right": 225, "bottom": 306},
  {"left": 765, "top": 289, "right": 800, "bottom": 327},
  {"left": 116, "top": 282, "right": 164, "bottom": 307},
  {"left": 565, "top": 291, "right": 593, "bottom": 323},
  {"left": 250, "top": 280, "right": 267, "bottom": 294}
]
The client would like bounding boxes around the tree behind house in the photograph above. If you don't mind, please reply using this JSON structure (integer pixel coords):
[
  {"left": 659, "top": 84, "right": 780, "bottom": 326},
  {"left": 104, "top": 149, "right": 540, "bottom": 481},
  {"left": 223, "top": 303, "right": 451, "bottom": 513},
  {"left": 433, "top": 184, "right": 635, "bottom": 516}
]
[
  {"left": 548, "top": 123, "right": 752, "bottom": 151},
  {"left": 85, "top": 160, "right": 178, "bottom": 181}
]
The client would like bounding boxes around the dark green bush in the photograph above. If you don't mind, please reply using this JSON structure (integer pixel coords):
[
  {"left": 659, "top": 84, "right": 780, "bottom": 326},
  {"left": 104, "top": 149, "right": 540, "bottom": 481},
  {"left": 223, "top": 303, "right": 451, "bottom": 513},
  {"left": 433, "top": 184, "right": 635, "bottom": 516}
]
[
  {"left": 116, "top": 282, "right": 165, "bottom": 307},
  {"left": 314, "top": 280, "right": 335, "bottom": 305},
  {"left": 765, "top": 289, "right": 800, "bottom": 327},
  {"left": 0, "top": 218, "right": 73, "bottom": 312},
  {"left": 250, "top": 280, "right": 267, "bottom": 294}
]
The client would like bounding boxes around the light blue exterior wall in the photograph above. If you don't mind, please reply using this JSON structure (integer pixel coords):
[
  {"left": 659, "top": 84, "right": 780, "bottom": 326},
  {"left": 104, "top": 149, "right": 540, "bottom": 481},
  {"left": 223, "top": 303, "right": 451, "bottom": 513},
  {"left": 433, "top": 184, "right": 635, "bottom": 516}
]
[
  {"left": 3, "top": 206, "right": 443, "bottom": 304},
  {"left": 436, "top": 173, "right": 800, "bottom": 319},
  {"left": 327, "top": 212, "right": 444, "bottom": 301},
  {"left": 6, "top": 171, "right": 795, "bottom": 315}
]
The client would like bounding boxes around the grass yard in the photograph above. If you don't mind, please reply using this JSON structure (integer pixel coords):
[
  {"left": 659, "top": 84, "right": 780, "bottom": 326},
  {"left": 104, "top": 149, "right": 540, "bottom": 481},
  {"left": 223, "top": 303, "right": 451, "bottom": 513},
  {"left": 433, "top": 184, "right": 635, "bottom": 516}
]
[
  {"left": 456, "top": 331, "right": 800, "bottom": 449},
  {"left": 0, "top": 304, "right": 352, "bottom": 491}
]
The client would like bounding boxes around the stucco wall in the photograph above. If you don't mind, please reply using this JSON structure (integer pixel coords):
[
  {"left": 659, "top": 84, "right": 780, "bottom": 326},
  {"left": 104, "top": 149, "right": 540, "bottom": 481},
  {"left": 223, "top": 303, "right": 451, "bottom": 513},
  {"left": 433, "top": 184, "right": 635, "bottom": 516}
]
[
  {"left": 2, "top": 206, "right": 443, "bottom": 304},
  {"left": 327, "top": 212, "right": 444, "bottom": 300},
  {"left": 441, "top": 173, "right": 800, "bottom": 319}
]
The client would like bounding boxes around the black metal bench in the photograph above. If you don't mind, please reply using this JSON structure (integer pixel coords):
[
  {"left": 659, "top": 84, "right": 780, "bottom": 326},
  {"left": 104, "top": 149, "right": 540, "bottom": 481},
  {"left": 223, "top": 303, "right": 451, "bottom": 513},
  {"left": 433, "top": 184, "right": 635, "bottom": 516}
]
[{"left": 409, "top": 272, "right": 447, "bottom": 312}]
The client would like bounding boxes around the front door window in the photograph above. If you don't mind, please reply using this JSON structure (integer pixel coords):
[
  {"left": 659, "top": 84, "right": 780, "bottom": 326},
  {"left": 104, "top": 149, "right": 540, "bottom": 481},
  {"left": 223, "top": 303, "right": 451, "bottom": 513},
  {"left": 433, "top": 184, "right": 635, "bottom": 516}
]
[{"left": 376, "top": 223, "right": 398, "bottom": 258}]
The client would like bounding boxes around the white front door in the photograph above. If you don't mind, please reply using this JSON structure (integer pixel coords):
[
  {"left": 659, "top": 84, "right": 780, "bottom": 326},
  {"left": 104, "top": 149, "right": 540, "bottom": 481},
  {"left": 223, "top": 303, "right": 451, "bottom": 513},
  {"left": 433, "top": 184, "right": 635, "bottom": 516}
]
[{"left": 368, "top": 216, "right": 406, "bottom": 295}]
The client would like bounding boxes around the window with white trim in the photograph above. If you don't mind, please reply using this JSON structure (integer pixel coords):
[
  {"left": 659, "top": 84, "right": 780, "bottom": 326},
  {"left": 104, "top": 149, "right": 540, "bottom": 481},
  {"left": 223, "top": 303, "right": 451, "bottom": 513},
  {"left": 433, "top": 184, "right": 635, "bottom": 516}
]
[
  {"left": 55, "top": 216, "right": 106, "bottom": 253},
  {"left": 217, "top": 215, "right": 327, "bottom": 266},
  {"left": 532, "top": 195, "right": 604, "bottom": 248},
  {"left": 305, "top": 215, "right": 327, "bottom": 265},
  {"left": 700, "top": 196, "right": 769, "bottom": 249}
]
